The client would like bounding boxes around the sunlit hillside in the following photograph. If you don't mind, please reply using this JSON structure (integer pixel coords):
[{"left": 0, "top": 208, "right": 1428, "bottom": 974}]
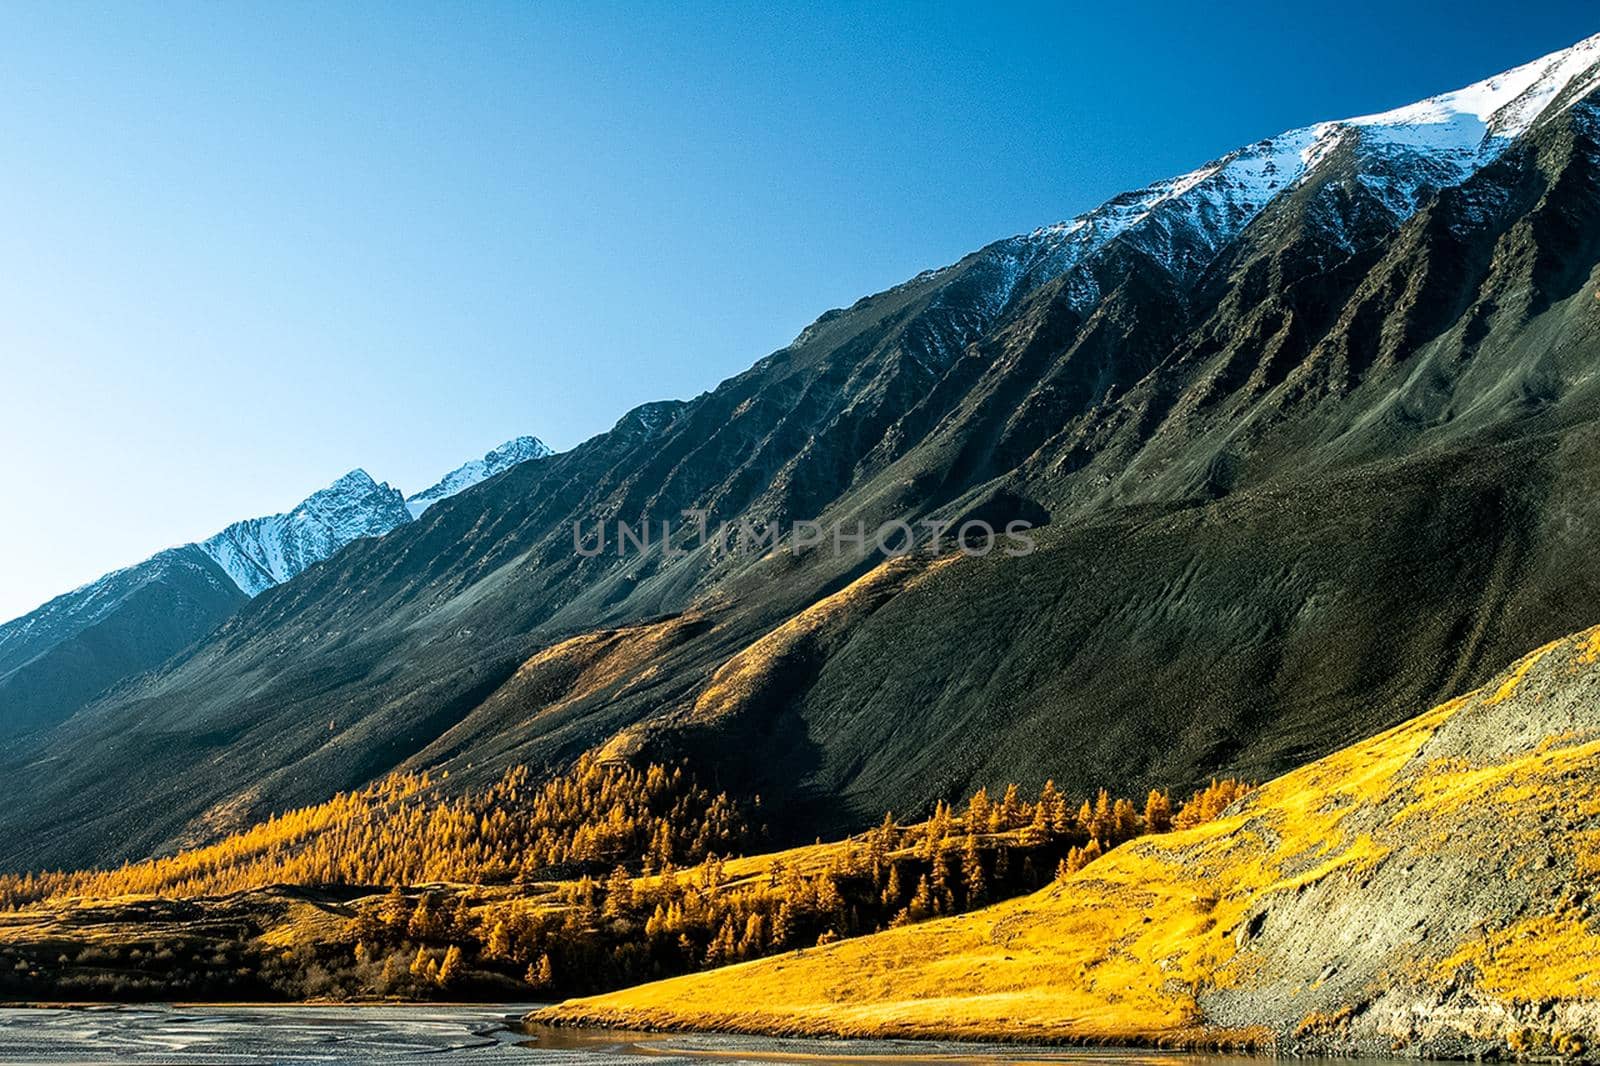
[{"left": 536, "top": 625, "right": 1600, "bottom": 1059}]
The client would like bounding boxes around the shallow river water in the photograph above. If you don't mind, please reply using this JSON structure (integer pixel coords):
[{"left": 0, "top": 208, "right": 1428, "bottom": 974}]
[{"left": 0, "top": 1005, "right": 1374, "bottom": 1065}]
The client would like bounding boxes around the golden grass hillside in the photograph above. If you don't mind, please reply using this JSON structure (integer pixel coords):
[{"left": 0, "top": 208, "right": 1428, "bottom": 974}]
[
  {"left": 596, "top": 553, "right": 953, "bottom": 763},
  {"left": 534, "top": 625, "right": 1600, "bottom": 1059}
]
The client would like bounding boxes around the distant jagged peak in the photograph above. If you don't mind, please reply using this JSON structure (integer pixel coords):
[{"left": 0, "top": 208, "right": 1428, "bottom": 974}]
[
  {"left": 289, "top": 468, "right": 405, "bottom": 526},
  {"left": 200, "top": 469, "right": 411, "bottom": 596},
  {"left": 3, "top": 433, "right": 555, "bottom": 642},
  {"left": 404, "top": 435, "right": 555, "bottom": 519},
  {"left": 323, "top": 468, "right": 382, "bottom": 492}
]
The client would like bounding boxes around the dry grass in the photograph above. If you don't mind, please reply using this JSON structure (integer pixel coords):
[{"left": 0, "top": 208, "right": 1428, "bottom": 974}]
[{"left": 690, "top": 555, "right": 945, "bottom": 727}]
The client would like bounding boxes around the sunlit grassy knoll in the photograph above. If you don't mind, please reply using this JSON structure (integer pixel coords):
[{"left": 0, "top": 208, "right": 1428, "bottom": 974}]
[
  {"left": 532, "top": 850, "right": 1239, "bottom": 1043},
  {"left": 688, "top": 555, "right": 952, "bottom": 729}
]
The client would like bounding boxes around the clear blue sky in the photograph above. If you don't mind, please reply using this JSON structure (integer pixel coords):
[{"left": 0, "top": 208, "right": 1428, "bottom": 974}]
[{"left": 1, "top": 0, "right": 1595, "bottom": 622}]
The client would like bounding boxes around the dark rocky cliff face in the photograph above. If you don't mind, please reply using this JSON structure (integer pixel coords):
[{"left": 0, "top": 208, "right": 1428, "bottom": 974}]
[{"left": 7, "top": 80, "right": 1600, "bottom": 871}]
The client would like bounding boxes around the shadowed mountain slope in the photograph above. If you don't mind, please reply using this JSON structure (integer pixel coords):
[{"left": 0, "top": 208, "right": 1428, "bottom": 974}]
[
  {"left": 0, "top": 547, "right": 245, "bottom": 739},
  {"left": 6, "top": 38, "right": 1600, "bottom": 871}
]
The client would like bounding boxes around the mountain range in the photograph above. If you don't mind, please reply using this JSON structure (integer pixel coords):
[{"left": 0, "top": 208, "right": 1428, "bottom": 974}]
[
  {"left": 0, "top": 436, "right": 552, "bottom": 739},
  {"left": 5, "top": 31, "right": 1600, "bottom": 877}
]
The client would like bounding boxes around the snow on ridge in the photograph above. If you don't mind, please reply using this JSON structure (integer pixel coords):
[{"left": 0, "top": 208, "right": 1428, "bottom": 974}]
[
  {"left": 198, "top": 435, "right": 554, "bottom": 594},
  {"left": 404, "top": 435, "right": 554, "bottom": 519},
  {"left": 2, "top": 433, "right": 555, "bottom": 645},
  {"left": 1350, "top": 32, "right": 1600, "bottom": 140},
  {"left": 199, "top": 470, "right": 411, "bottom": 596},
  {"left": 1000, "top": 125, "right": 1331, "bottom": 304},
  {"left": 995, "top": 33, "right": 1600, "bottom": 305}
]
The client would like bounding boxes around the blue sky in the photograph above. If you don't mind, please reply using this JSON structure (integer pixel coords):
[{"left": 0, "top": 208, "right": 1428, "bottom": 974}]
[{"left": 1, "top": 0, "right": 1596, "bottom": 621}]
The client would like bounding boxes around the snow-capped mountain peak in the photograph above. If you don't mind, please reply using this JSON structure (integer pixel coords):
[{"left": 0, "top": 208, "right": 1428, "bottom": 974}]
[
  {"left": 199, "top": 470, "right": 411, "bottom": 596},
  {"left": 1299, "top": 32, "right": 1600, "bottom": 216},
  {"left": 405, "top": 435, "right": 553, "bottom": 518},
  {"left": 194, "top": 436, "right": 557, "bottom": 596},
  {"left": 0, "top": 432, "right": 554, "bottom": 734},
  {"left": 777, "top": 33, "right": 1600, "bottom": 401},
  {"left": 989, "top": 33, "right": 1600, "bottom": 308}
]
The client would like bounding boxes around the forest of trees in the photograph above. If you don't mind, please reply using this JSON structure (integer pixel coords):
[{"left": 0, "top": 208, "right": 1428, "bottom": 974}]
[
  {"left": 0, "top": 755, "right": 757, "bottom": 907},
  {"left": 0, "top": 759, "right": 1253, "bottom": 1001},
  {"left": 388, "top": 777, "right": 1255, "bottom": 997}
]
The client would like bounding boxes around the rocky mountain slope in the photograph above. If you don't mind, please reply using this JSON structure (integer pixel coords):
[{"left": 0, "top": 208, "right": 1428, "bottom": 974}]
[
  {"left": 0, "top": 438, "right": 551, "bottom": 741},
  {"left": 5, "top": 35, "right": 1600, "bottom": 872},
  {"left": 537, "top": 623, "right": 1600, "bottom": 1058}
]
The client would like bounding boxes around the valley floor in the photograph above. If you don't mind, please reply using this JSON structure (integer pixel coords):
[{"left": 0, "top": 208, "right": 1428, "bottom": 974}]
[{"left": 0, "top": 729, "right": 1238, "bottom": 1011}]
